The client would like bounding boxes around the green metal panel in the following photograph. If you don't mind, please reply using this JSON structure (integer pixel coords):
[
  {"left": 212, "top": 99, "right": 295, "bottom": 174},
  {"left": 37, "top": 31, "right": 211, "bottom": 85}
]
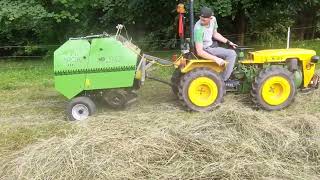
[
  {"left": 83, "top": 71, "right": 136, "bottom": 90},
  {"left": 55, "top": 75, "right": 86, "bottom": 99},
  {"left": 54, "top": 36, "right": 139, "bottom": 99},
  {"left": 88, "top": 37, "right": 137, "bottom": 69},
  {"left": 54, "top": 40, "right": 90, "bottom": 99},
  {"left": 85, "top": 37, "right": 138, "bottom": 90},
  {"left": 54, "top": 40, "right": 91, "bottom": 73}
]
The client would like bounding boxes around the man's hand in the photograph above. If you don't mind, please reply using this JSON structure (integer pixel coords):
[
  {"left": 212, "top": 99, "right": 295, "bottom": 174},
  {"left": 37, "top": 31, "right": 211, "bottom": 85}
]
[
  {"left": 212, "top": 31, "right": 238, "bottom": 49},
  {"left": 226, "top": 40, "right": 238, "bottom": 49},
  {"left": 228, "top": 41, "right": 238, "bottom": 49},
  {"left": 214, "top": 57, "right": 226, "bottom": 66}
]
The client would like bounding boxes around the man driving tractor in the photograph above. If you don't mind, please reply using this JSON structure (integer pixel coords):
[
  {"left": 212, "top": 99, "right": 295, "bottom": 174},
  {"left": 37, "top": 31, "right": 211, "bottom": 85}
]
[{"left": 194, "top": 7, "right": 238, "bottom": 82}]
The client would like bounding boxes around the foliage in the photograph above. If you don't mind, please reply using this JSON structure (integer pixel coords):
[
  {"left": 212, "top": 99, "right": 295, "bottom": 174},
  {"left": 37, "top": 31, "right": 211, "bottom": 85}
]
[{"left": 0, "top": 0, "right": 319, "bottom": 53}]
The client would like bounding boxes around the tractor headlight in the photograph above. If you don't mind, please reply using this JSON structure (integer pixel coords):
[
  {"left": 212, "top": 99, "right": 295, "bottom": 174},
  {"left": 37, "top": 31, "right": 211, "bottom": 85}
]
[{"left": 311, "top": 55, "right": 319, "bottom": 63}]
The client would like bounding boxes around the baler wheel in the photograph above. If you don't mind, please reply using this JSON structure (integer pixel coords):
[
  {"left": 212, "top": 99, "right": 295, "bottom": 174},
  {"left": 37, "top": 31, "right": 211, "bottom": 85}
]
[
  {"left": 104, "top": 90, "right": 128, "bottom": 109},
  {"left": 67, "top": 96, "right": 96, "bottom": 121}
]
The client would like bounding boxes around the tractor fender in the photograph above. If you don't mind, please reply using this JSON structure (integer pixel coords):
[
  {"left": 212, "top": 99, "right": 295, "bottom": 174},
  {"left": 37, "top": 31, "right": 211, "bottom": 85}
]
[{"left": 181, "top": 59, "right": 226, "bottom": 74}]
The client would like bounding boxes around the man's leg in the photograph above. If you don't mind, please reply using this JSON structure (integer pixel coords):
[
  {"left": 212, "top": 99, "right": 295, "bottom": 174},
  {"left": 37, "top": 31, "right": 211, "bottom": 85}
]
[{"left": 204, "top": 47, "right": 237, "bottom": 81}]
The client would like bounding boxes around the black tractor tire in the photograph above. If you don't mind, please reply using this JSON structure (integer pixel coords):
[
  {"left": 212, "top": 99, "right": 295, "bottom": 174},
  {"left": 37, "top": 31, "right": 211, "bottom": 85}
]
[
  {"left": 178, "top": 67, "right": 225, "bottom": 112},
  {"left": 171, "top": 69, "right": 183, "bottom": 97},
  {"left": 104, "top": 89, "right": 128, "bottom": 109},
  {"left": 66, "top": 96, "right": 96, "bottom": 121},
  {"left": 251, "top": 66, "right": 296, "bottom": 111}
]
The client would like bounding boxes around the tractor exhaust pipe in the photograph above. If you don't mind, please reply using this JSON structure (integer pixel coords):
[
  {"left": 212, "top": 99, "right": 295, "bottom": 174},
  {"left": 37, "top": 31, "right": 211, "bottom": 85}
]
[{"left": 189, "top": 0, "right": 195, "bottom": 51}]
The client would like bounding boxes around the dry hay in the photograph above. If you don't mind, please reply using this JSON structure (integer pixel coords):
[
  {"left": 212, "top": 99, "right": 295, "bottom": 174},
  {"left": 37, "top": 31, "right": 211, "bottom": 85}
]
[
  {"left": 1, "top": 89, "right": 320, "bottom": 179},
  {"left": 0, "top": 65, "right": 320, "bottom": 179}
]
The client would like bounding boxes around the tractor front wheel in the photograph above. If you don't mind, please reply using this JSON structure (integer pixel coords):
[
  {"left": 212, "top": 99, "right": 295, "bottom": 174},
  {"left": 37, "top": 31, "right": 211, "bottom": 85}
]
[
  {"left": 251, "top": 66, "right": 296, "bottom": 111},
  {"left": 67, "top": 96, "right": 96, "bottom": 121},
  {"left": 178, "top": 68, "right": 225, "bottom": 112}
]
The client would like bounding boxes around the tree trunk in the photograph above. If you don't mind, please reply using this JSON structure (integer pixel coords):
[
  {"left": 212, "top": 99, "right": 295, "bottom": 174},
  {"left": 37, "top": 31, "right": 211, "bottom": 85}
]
[
  {"left": 296, "top": 7, "right": 315, "bottom": 40},
  {"left": 235, "top": 10, "right": 246, "bottom": 45}
]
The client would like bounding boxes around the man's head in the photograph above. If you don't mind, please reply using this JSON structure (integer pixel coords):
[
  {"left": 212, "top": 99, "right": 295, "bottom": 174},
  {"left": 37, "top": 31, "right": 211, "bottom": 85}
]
[{"left": 199, "top": 7, "right": 213, "bottom": 26}]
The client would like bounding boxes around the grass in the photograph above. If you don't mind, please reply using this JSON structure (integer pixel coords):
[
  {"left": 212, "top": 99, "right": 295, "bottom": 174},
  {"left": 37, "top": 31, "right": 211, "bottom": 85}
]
[{"left": 0, "top": 41, "right": 320, "bottom": 179}]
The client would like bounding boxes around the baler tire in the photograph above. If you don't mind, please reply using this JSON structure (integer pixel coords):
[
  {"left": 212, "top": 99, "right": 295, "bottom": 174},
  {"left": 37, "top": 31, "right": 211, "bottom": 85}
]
[
  {"left": 104, "top": 90, "right": 128, "bottom": 109},
  {"left": 66, "top": 96, "right": 96, "bottom": 121}
]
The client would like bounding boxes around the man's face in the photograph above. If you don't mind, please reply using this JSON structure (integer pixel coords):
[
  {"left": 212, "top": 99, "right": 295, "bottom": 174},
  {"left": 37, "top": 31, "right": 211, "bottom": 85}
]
[{"left": 200, "top": 16, "right": 212, "bottom": 26}]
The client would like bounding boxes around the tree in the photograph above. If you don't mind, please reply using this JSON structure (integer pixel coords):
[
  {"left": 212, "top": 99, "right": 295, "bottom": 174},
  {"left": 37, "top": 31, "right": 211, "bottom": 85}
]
[
  {"left": 0, "top": 0, "right": 319, "bottom": 55},
  {"left": 288, "top": 0, "right": 320, "bottom": 40},
  {"left": 0, "top": 0, "right": 52, "bottom": 45}
]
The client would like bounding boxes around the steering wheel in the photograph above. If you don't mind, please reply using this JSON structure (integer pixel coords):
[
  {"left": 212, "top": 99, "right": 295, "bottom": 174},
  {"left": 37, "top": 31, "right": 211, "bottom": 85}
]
[
  {"left": 235, "top": 46, "right": 254, "bottom": 60},
  {"left": 235, "top": 46, "right": 254, "bottom": 51}
]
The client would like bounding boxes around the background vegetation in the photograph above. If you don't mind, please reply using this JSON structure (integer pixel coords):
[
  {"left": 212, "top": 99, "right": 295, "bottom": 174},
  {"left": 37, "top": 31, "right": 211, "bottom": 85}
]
[{"left": 0, "top": 0, "right": 320, "bottom": 55}]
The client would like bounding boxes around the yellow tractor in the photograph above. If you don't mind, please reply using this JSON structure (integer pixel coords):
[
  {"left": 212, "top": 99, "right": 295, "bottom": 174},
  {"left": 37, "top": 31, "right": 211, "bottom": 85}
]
[
  {"left": 171, "top": 48, "right": 319, "bottom": 111},
  {"left": 170, "top": 1, "right": 319, "bottom": 112}
]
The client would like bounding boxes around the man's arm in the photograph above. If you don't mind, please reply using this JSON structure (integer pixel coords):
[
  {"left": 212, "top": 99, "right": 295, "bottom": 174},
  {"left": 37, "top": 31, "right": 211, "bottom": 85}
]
[
  {"left": 213, "top": 30, "right": 238, "bottom": 49},
  {"left": 194, "top": 24, "right": 225, "bottom": 66},
  {"left": 195, "top": 42, "right": 225, "bottom": 66}
]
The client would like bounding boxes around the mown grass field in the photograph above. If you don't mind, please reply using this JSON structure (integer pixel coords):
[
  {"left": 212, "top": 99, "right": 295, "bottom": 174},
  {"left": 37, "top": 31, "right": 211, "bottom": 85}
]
[{"left": 0, "top": 41, "right": 320, "bottom": 179}]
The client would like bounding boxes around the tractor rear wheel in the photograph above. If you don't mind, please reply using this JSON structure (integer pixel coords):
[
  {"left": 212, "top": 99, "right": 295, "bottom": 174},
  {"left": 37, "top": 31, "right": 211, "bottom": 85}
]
[
  {"left": 171, "top": 69, "right": 182, "bottom": 97},
  {"left": 67, "top": 96, "right": 96, "bottom": 121},
  {"left": 178, "top": 68, "right": 225, "bottom": 112},
  {"left": 251, "top": 66, "right": 296, "bottom": 111}
]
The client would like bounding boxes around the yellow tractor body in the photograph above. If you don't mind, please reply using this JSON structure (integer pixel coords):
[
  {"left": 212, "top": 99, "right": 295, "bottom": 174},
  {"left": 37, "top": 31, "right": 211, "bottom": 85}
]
[
  {"left": 172, "top": 48, "right": 319, "bottom": 112},
  {"left": 241, "top": 48, "right": 318, "bottom": 88}
]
